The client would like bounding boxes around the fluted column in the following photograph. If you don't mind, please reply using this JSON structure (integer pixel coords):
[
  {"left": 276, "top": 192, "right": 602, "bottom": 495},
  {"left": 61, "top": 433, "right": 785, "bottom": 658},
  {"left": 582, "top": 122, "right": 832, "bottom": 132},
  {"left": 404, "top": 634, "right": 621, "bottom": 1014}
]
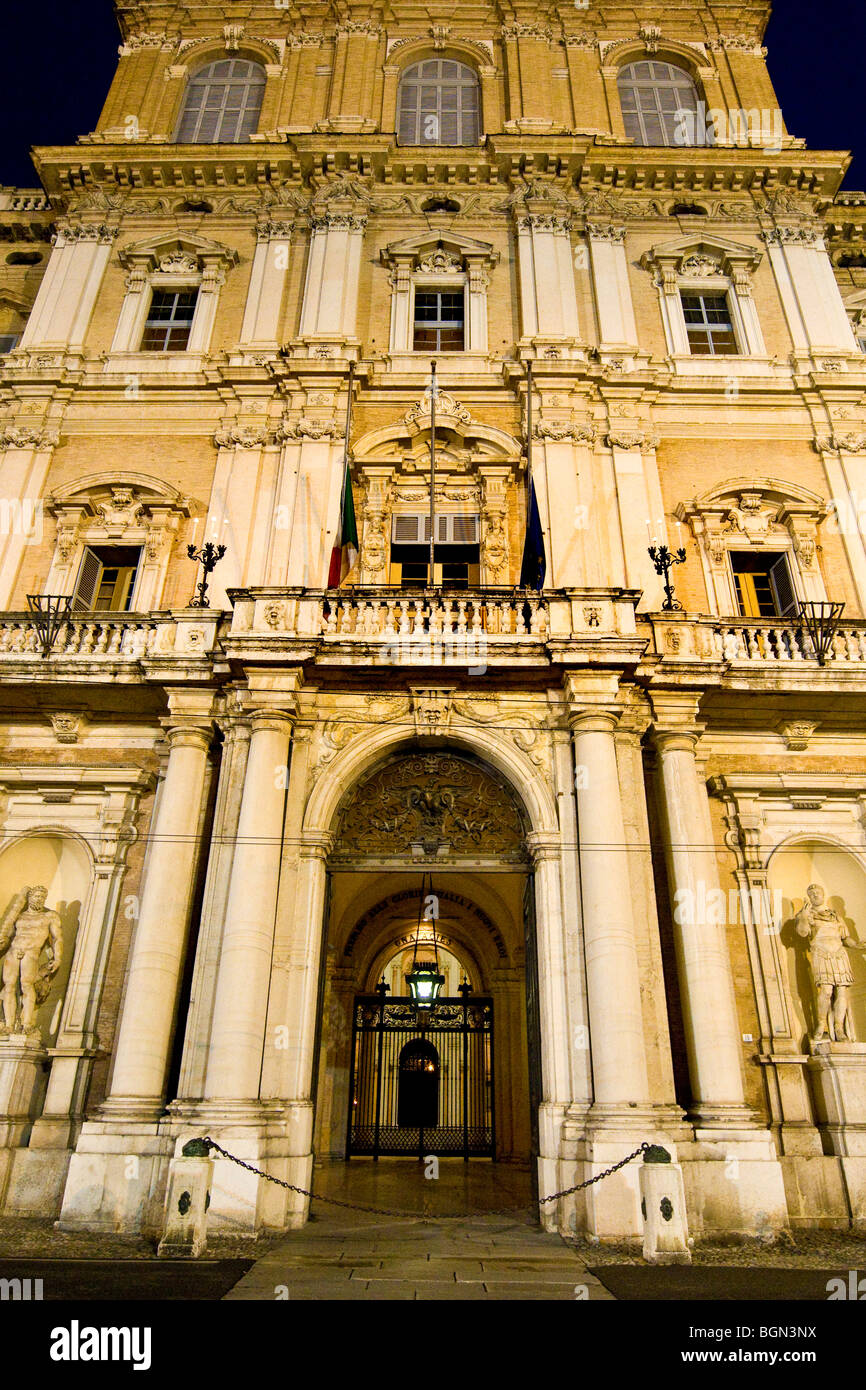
[
  {"left": 570, "top": 701, "right": 650, "bottom": 1110},
  {"left": 105, "top": 703, "right": 214, "bottom": 1110},
  {"left": 204, "top": 709, "right": 293, "bottom": 1100},
  {"left": 651, "top": 695, "right": 750, "bottom": 1124}
]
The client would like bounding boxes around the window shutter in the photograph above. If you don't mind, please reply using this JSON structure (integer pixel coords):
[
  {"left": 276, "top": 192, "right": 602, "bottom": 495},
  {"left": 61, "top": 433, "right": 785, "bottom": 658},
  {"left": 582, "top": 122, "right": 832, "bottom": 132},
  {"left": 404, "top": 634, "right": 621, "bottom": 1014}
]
[
  {"left": 71, "top": 547, "right": 103, "bottom": 611},
  {"left": 769, "top": 555, "right": 798, "bottom": 618},
  {"left": 392, "top": 514, "right": 425, "bottom": 544}
]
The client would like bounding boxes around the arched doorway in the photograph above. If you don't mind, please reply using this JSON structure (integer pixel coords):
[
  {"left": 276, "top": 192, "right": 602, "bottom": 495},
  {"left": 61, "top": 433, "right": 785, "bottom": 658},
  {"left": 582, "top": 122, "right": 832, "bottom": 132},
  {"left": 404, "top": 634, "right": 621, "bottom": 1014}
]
[
  {"left": 398, "top": 1039, "right": 440, "bottom": 1127},
  {"left": 312, "top": 747, "right": 537, "bottom": 1170}
]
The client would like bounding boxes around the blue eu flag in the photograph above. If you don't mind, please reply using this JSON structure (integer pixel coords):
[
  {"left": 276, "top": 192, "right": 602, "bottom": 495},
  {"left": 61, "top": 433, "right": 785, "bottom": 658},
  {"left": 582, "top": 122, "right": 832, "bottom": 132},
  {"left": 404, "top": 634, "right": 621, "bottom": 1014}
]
[{"left": 519, "top": 478, "right": 546, "bottom": 591}]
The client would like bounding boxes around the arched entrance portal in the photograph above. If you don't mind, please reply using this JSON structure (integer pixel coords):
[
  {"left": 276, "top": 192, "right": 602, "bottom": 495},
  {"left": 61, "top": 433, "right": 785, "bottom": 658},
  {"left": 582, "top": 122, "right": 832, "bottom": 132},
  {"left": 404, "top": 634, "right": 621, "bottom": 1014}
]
[{"left": 313, "top": 748, "right": 536, "bottom": 1169}]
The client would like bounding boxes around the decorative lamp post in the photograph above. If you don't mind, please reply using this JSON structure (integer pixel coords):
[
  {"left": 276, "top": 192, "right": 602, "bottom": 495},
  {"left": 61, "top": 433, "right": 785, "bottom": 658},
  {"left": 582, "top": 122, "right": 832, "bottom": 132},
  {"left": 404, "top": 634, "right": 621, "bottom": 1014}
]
[
  {"left": 187, "top": 541, "right": 226, "bottom": 608},
  {"left": 646, "top": 519, "right": 686, "bottom": 611},
  {"left": 26, "top": 594, "right": 73, "bottom": 658},
  {"left": 798, "top": 600, "right": 845, "bottom": 666}
]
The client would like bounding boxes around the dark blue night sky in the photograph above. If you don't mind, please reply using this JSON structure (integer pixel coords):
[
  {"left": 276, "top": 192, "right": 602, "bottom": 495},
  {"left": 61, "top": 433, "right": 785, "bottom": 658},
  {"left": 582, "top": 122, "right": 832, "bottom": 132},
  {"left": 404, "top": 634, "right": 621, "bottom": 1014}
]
[{"left": 0, "top": 1, "right": 862, "bottom": 191}]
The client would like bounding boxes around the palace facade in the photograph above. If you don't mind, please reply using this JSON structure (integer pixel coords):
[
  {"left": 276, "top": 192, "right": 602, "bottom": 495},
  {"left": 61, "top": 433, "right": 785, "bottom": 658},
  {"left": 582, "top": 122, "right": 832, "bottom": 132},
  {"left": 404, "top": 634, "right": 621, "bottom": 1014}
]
[{"left": 0, "top": 0, "right": 865, "bottom": 1241}]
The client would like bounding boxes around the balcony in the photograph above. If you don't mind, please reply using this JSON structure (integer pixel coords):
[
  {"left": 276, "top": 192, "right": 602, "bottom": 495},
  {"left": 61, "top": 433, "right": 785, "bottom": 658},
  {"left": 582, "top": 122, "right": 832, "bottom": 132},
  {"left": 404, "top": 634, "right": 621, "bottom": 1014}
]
[
  {"left": 646, "top": 613, "right": 866, "bottom": 688},
  {"left": 223, "top": 586, "right": 646, "bottom": 669},
  {"left": 0, "top": 611, "right": 221, "bottom": 682}
]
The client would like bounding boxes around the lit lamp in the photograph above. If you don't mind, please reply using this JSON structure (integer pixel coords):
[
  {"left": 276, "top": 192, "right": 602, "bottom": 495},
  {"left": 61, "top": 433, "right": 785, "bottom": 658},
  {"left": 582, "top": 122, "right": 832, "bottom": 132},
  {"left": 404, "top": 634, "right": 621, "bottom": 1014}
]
[
  {"left": 405, "top": 872, "right": 445, "bottom": 1010},
  {"left": 405, "top": 960, "right": 445, "bottom": 1008}
]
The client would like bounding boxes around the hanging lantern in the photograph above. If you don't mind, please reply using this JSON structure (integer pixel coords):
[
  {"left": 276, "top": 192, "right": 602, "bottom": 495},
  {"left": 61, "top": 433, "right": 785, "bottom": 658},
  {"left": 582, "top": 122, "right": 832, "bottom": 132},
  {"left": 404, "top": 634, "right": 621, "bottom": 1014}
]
[
  {"left": 406, "top": 871, "right": 444, "bottom": 1009},
  {"left": 405, "top": 959, "right": 445, "bottom": 1008}
]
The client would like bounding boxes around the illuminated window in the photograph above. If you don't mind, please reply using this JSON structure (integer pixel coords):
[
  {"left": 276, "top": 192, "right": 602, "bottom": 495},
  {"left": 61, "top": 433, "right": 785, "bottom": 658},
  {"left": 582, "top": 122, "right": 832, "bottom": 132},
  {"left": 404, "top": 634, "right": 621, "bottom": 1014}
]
[
  {"left": 176, "top": 58, "right": 266, "bottom": 144},
  {"left": 731, "top": 551, "right": 798, "bottom": 618},
  {"left": 619, "top": 60, "right": 703, "bottom": 147}
]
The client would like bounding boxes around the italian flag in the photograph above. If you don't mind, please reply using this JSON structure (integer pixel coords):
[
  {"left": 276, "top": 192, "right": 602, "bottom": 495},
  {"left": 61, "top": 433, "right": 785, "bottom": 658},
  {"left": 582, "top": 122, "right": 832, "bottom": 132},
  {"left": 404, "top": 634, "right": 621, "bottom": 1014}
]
[{"left": 327, "top": 460, "right": 359, "bottom": 588}]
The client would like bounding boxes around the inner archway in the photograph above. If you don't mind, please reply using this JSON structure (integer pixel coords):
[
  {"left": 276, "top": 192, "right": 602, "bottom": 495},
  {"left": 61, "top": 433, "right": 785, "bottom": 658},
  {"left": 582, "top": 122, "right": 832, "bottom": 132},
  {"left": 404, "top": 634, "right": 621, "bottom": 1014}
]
[{"left": 312, "top": 746, "right": 537, "bottom": 1171}]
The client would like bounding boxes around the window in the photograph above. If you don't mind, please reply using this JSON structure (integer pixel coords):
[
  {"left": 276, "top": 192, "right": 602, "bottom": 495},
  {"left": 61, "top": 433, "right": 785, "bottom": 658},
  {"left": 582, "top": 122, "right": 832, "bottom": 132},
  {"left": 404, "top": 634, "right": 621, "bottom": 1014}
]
[
  {"left": 175, "top": 58, "right": 266, "bottom": 144},
  {"left": 681, "top": 292, "right": 738, "bottom": 355},
  {"left": 413, "top": 290, "right": 465, "bottom": 351},
  {"left": 389, "top": 514, "right": 480, "bottom": 589},
  {"left": 397, "top": 60, "right": 480, "bottom": 147},
  {"left": 0, "top": 334, "right": 20, "bottom": 353},
  {"left": 140, "top": 288, "right": 199, "bottom": 351},
  {"left": 731, "top": 552, "right": 798, "bottom": 618},
  {"left": 618, "top": 61, "right": 703, "bottom": 147},
  {"left": 72, "top": 546, "right": 141, "bottom": 612}
]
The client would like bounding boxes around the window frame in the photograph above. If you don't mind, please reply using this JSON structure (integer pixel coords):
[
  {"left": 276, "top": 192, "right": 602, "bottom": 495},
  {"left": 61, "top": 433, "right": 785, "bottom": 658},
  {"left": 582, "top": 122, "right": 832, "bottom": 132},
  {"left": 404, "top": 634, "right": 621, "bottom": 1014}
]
[
  {"left": 617, "top": 59, "right": 704, "bottom": 148},
  {"left": 72, "top": 544, "right": 143, "bottom": 613},
  {"left": 411, "top": 285, "right": 467, "bottom": 352},
  {"left": 730, "top": 550, "right": 799, "bottom": 619},
  {"left": 174, "top": 56, "right": 267, "bottom": 145},
  {"left": 679, "top": 288, "right": 740, "bottom": 357},
  {"left": 139, "top": 286, "right": 200, "bottom": 353},
  {"left": 396, "top": 58, "right": 482, "bottom": 148}
]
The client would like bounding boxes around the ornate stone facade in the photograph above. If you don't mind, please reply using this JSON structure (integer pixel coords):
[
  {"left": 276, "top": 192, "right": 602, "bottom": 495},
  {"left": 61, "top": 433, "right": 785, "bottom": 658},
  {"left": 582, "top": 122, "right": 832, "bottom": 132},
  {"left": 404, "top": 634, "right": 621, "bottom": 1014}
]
[{"left": 0, "top": 0, "right": 863, "bottom": 1244}]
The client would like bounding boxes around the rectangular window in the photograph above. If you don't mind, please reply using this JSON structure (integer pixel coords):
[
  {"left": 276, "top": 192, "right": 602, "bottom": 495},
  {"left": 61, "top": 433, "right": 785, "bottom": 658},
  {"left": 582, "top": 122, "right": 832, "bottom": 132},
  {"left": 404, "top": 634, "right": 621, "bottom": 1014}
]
[
  {"left": 72, "top": 545, "right": 141, "bottom": 612},
  {"left": 0, "top": 334, "right": 20, "bottom": 353},
  {"left": 681, "top": 292, "right": 738, "bottom": 355},
  {"left": 140, "top": 288, "right": 198, "bottom": 351},
  {"left": 731, "top": 551, "right": 798, "bottom": 618},
  {"left": 413, "top": 290, "right": 465, "bottom": 351},
  {"left": 389, "top": 514, "right": 480, "bottom": 589}
]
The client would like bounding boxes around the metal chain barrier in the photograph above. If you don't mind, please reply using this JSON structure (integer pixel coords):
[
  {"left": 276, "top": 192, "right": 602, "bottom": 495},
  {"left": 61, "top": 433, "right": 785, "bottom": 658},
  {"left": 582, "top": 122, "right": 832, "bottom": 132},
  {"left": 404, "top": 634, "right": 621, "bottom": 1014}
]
[{"left": 199, "top": 1136, "right": 651, "bottom": 1220}]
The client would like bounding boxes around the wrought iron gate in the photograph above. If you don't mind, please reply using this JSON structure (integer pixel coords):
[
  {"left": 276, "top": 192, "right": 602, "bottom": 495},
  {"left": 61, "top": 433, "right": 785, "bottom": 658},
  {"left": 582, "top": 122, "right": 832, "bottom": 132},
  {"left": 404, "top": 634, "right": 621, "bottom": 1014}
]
[{"left": 347, "top": 994, "right": 494, "bottom": 1159}]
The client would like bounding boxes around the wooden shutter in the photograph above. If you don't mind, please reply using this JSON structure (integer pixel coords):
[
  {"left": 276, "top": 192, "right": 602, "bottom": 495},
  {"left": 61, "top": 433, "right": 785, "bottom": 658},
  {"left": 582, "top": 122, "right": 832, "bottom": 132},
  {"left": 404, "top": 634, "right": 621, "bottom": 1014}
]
[
  {"left": 71, "top": 547, "right": 102, "bottom": 611},
  {"left": 769, "top": 555, "right": 798, "bottom": 618}
]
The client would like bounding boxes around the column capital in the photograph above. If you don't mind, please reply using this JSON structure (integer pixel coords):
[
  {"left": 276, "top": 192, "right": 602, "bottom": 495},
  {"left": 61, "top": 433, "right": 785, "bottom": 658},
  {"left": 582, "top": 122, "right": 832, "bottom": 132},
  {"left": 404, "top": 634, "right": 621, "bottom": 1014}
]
[
  {"left": 653, "top": 727, "right": 702, "bottom": 756},
  {"left": 249, "top": 709, "right": 295, "bottom": 736},
  {"left": 161, "top": 720, "right": 213, "bottom": 753},
  {"left": 569, "top": 709, "right": 620, "bottom": 735},
  {"left": 299, "top": 831, "right": 334, "bottom": 861}
]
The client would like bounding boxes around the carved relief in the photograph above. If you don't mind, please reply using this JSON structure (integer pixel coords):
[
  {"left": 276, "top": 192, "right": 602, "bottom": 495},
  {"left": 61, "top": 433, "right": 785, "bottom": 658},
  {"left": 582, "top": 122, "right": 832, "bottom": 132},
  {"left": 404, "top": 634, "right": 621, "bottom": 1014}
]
[{"left": 331, "top": 752, "right": 527, "bottom": 863}]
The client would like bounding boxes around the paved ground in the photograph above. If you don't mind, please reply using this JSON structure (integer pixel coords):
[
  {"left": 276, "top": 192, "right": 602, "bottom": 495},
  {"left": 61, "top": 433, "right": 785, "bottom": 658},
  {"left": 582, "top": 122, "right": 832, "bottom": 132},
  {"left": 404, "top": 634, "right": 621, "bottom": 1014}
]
[
  {"left": 224, "top": 1159, "right": 611, "bottom": 1301},
  {"left": 589, "top": 1264, "right": 863, "bottom": 1301},
  {"left": 0, "top": 1258, "right": 253, "bottom": 1300}
]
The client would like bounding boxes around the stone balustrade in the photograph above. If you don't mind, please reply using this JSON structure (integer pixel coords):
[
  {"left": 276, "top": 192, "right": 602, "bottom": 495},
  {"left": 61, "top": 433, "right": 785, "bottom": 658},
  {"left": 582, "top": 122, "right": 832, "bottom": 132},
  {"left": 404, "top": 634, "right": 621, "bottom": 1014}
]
[
  {"left": 0, "top": 611, "right": 221, "bottom": 673},
  {"left": 647, "top": 614, "right": 866, "bottom": 667}
]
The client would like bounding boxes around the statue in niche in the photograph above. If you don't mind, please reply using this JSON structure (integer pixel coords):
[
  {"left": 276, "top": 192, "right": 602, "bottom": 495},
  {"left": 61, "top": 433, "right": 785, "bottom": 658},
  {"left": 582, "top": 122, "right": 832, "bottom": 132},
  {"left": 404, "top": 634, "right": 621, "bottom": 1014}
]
[
  {"left": 0, "top": 886, "right": 62, "bottom": 1037},
  {"left": 795, "top": 884, "right": 866, "bottom": 1043}
]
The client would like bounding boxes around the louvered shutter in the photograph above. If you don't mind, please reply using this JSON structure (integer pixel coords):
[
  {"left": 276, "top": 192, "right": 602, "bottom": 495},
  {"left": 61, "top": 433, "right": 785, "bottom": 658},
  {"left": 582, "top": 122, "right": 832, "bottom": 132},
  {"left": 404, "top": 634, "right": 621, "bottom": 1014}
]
[
  {"left": 769, "top": 555, "right": 798, "bottom": 618},
  {"left": 71, "top": 547, "right": 102, "bottom": 611}
]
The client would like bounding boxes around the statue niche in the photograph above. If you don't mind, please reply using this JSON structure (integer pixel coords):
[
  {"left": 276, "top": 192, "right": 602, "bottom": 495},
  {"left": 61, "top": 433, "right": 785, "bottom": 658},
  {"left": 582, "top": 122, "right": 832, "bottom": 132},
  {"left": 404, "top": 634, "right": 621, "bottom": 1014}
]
[
  {"left": 0, "top": 886, "right": 63, "bottom": 1038},
  {"left": 796, "top": 883, "right": 866, "bottom": 1043}
]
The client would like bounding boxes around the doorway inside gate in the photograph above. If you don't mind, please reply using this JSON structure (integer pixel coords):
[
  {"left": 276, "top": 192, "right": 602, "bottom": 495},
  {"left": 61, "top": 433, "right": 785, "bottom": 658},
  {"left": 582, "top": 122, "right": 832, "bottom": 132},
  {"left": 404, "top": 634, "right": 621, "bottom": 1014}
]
[{"left": 347, "top": 992, "right": 494, "bottom": 1159}]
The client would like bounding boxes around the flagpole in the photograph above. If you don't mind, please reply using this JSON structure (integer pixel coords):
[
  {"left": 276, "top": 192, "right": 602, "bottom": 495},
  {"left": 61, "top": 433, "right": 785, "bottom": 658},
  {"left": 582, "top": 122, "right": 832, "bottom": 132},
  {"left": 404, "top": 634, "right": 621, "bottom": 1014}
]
[
  {"left": 342, "top": 358, "right": 356, "bottom": 587},
  {"left": 429, "top": 358, "right": 437, "bottom": 591},
  {"left": 526, "top": 358, "right": 533, "bottom": 589}
]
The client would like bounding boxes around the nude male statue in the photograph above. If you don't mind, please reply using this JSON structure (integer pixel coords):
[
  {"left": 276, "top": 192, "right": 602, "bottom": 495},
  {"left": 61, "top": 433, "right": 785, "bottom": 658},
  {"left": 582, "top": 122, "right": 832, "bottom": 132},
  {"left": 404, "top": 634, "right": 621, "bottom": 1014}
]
[
  {"left": 795, "top": 883, "right": 866, "bottom": 1043},
  {"left": 0, "top": 886, "right": 62, "bottom": 1035}
]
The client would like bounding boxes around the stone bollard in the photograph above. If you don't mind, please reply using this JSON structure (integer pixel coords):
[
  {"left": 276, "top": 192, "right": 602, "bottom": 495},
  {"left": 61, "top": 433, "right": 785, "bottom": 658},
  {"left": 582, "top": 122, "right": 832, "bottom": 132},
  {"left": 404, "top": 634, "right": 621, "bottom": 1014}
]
[
  {"left": 157, "top": 1138, "right": 213, "bottom": 1259},
  {"left": 639, "top": 1144, "right": 692, "bottom": 1265}
]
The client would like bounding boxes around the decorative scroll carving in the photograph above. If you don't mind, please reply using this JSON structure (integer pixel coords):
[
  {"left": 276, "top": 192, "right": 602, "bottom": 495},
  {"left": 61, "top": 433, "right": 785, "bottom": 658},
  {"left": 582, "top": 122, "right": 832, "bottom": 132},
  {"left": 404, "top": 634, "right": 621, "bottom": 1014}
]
[{"left": 330, "top": 752, "right": 527, "bottom": 863}]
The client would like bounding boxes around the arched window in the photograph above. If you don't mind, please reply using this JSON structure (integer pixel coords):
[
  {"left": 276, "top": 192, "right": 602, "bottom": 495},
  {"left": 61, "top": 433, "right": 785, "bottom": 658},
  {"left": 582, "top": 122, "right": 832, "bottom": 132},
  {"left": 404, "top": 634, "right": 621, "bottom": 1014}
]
[
  {"left": 397, "top": 60, "right": 480, "bottom": 147},
  {"left": 618, "top": 60, "right": 703, "bottom": 147},
  {"left": 175, "top": 58, "right": 266, "bottom": 144}
]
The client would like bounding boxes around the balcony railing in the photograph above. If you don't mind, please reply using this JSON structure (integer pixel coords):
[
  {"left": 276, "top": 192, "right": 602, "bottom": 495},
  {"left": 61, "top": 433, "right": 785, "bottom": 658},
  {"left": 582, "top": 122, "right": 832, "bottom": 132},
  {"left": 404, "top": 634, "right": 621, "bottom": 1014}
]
[
  {"left": 647, "top": 614, "right": 866, "bottom": 667},
  {"left": 321, "top": 589, "right": 549, "bottom": 639},
  {"left": 0, "top": 611, "right": 220, "bottom": 667}
]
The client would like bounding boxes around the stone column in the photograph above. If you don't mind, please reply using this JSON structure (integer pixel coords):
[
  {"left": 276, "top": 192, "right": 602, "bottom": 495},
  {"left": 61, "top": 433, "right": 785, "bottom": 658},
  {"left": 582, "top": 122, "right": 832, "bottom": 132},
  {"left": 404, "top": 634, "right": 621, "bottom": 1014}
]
[
  {"left": 586, "top": 224, "right": 638, "bottom": 350},
  {"left": 763, "top": 227, "right": 857, "bottom": 358},
  {"left": 515, "top": 208, "right": 579, "bottom": 343},
  {"left": 650, "top": 695, "right": 750, "bottom": 1124},
  {"left": 103, "top": 707, "right": 214, "bottom": 1111},
  {"left": 21, "top": 224, "right": 116, "bottom": 351},
  {"left": 239, "top": 222, "right": 294, "bottom": 350},
  {"left": 569, "top": 695, "right": 650, "bottom": 1110},
  {"left": 204, "top": 709, "right": 294, "bottom": 1101},
  {"left": 650, "top": 693, "right": 789, "bottom": 1234},
  {"left": 298, "top": 209, "right": 366, "bottom": 349}
]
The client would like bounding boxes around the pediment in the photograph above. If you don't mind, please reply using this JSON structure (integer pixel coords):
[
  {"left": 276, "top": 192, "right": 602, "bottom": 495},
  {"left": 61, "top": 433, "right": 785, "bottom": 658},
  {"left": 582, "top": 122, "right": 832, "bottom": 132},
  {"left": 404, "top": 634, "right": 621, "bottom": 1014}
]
[
  {"left": 641, "top": 233, "right": 762, "bottom": 279},
  {"left": 118, "top": 232, "right": 238, "bottom": 274},
  {"left": 381, "top": 231, "right": 498, "bottom": 270}
]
